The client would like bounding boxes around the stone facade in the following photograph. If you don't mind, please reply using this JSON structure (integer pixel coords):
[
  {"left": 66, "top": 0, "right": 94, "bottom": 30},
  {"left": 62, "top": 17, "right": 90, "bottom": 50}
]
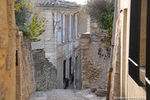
[
  {"left": 32, "top": 49, "right": 57, "bottom": 90},
  {"left": 0, "top": 0, "right": 17, "bottom": 100},
  {"left": 81, "top": 22, "right": 110, "bottom": 90},
  {"left": 31, "top": 0, "right": 90, "bottom": 89},
  {"left": 16, "top": 32, "right": 35, "bottom": 100}
]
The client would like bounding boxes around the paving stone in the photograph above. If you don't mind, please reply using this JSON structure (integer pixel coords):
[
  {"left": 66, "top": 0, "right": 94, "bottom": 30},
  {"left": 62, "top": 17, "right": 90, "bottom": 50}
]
[{"left": 30, "top": 89, "right": 104, "bottom": 100}]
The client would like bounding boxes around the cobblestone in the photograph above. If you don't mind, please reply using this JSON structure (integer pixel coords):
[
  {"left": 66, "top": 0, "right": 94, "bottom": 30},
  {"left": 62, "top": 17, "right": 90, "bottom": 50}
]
[{"left": 29, "top": 89, "right": 106, "bottom": 100}]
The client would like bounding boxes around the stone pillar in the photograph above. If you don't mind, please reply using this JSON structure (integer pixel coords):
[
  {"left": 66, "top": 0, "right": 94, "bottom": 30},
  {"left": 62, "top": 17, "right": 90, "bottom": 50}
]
[{"left": 80, "top": 32, "right": 91, "bottom": 89}]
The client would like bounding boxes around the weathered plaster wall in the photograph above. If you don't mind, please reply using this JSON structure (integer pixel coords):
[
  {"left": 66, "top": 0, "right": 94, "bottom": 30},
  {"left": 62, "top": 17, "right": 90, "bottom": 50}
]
[
  {"left": 0, "top": 0, "right": 17, "bottom": 100},
  {"left": 128, "top": 76, "right": 146, "bottom": 99},
  {"left": 110, "top": 0, "right": 146, "bottom": 99}
]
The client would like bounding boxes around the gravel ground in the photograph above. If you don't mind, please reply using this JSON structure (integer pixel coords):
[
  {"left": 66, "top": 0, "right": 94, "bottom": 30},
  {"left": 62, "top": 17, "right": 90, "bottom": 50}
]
[{"left": 29, "top": 89, "right": 106, "bottom": 100}]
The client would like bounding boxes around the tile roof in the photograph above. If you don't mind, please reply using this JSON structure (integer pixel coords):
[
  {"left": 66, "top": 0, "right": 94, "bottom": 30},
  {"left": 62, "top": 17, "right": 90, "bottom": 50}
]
[{"left": 36, "top": 0, "right": 80, "bottom": 9}]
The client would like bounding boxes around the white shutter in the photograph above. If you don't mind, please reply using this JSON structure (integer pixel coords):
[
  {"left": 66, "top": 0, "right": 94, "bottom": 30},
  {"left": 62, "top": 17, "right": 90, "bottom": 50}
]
[
  {"left": 69, "top": 15, "right": 72, "bottom": 41},
  {"left": 75, "top": 14, "right": 78, "bottom": 38},
  {"left": 74, "top": 14, "right": 77, "bottom": 39},
  {"left": 57, "top": 13, "right": 62, "bottom": 44},
  {"left": 63, "top": 14, "right": 65, "bottom": 42}
]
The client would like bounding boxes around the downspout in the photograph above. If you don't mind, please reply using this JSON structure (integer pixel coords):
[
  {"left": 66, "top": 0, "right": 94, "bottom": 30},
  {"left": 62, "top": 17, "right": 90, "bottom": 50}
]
[
  {"left": 110, "top": 0, "right": 117, "bottom": 68},
  {"left": 108, "top": 0, "right": 118, "bottom": 99}
]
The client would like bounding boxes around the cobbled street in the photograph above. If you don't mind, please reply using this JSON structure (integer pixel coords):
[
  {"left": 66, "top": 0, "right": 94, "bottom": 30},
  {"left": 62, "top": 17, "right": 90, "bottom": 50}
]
[{"left": 30, "top": 89, "right": 106, "bottom": 100}]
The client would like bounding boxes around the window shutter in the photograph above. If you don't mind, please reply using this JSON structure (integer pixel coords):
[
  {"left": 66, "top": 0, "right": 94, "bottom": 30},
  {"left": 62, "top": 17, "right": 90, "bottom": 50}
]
[
  {"left": 129, "top": 0, "right": 142, "bottom": 85},
  {"left": 63, "top": 14, "right": 65, "bottom": 42},
  {"left": 146, "top": 0, "right": 150, "bottom": 99},
  {"left": 73, "top": 14, "right": 77, "bottom": 40},
  {"left": 57, "top": 13, "right": 62, "bottom": 44},
  {"left": 68, "top": 15, "right": 72, "bottom": 41},
  {"left": 75, "top": 14, "right": 77, "bottom": 39}
]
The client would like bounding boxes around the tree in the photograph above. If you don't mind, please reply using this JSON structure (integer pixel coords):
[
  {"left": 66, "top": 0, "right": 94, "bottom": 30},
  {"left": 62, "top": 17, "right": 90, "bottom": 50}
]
[
  {"left": 86, "top": 0, "right": 114, "bottom": 44},
  {"left": 15, "top": 0, "right": 47, "bottom": 41}
]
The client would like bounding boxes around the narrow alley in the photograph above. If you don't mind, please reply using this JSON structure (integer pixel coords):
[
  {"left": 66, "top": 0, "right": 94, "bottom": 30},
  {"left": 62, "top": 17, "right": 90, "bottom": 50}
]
[
  {"left": 29, "top": 89, "right": 105, "bottom": 100},
  {"left": 2, "top": 0, "right": 150, "bottom": 99}
]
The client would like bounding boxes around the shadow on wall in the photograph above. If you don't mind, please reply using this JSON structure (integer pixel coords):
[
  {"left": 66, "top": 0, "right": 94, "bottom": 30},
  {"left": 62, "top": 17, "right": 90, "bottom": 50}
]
[{"left": 32, "top": 49, "right": 57, "bottom": 91}]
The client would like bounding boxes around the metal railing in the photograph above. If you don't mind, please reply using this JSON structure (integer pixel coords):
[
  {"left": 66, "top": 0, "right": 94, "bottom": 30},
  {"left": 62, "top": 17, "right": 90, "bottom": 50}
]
[
  {"left": 145, "top": 77, "right": 150, "bottom": 85},
  {"left": 128, "top": 57, "right": 139, "bottom": 67}
]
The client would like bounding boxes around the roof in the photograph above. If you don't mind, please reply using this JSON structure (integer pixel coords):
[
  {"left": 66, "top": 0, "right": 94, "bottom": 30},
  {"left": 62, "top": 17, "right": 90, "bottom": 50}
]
[{"left": 36, "top": 0, "right": 80, "bottom": 9}]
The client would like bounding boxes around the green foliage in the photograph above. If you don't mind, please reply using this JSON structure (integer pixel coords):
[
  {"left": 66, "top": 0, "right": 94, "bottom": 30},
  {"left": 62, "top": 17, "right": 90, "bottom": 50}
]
[
  {"left": 15, "top": 0, "right": 31, "bottom": 29},
  {"left": 15, "top": 0, "right": 47, "bottom": 42},
  {"left": 86, "top": 0, "right": 114, "bottom": 44},
  {"left": 99, "top": 7, "right": 114, "bottom": 44},
  {"left": 14, "top": 1, "right": 27, "bottom": 12},
  {"left": 26, "top": 13, "right": 47, "bottom": 41}
]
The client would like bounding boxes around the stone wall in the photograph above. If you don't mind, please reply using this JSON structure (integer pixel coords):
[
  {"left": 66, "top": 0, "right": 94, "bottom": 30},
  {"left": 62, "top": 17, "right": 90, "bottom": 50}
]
[
  {"left": 81, "top": 23, "right": 110, "bottom": 90},
  {"left": 16, "top": 32, "right": 35, "bottom": 100},
  {"left": 32, "top": 49, "right": 57, "bottom": 91}
]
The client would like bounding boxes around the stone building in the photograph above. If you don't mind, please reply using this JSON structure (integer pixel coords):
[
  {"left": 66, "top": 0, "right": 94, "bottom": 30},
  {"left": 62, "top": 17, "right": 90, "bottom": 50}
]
[
  {"left": 32, "top": 0, "right": 90, "bottom": 89},
  {"left": 110, "top": 0, "right": 150, "bottom": 99},
  {"left": 0, "top": 0, "right": 17, "bottom": 99},
  {"left": 16, "top": 32, "right": 35, "bottom": 100},
  {"left": 0, "top": 1, "right": 36, "bottom": 100}
]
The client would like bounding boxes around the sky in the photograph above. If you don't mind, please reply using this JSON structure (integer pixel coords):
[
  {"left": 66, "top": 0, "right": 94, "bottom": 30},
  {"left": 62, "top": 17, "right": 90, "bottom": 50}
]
[{"left": 65, "top": 0, "right": 87, "bottom": 5}]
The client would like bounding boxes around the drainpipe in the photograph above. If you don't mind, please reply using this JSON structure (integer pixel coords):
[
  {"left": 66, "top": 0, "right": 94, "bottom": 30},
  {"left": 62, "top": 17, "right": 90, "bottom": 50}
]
[
  {"left": 110, "top": 0, "right": 117, "bottom": 68},
  {"left": 108, "top": 0, "right": 118, "bottom": 99}
]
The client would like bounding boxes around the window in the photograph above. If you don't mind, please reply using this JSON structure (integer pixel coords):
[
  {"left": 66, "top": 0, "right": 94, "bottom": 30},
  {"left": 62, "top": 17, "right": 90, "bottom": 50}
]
[
  {"left": 129, "top": 0, "right": 144, "bottom": 86},
  {"left": 65, "top": 15, "right": 69, "bottom": 42},
  {"left": 68, "top": 15, "right": 72, "bottom": 41},
  {"left": 62, "top": 14, "right": 65, "bottom": 43},
  {"left": 73, "top": 14, "right": 78, "bottom": 40},
  {"left": 71, "top": 15, "right": 74, "bottom": 39},
  {"left": 57, "top": 13, "right": 62, "bottom": 44}
]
